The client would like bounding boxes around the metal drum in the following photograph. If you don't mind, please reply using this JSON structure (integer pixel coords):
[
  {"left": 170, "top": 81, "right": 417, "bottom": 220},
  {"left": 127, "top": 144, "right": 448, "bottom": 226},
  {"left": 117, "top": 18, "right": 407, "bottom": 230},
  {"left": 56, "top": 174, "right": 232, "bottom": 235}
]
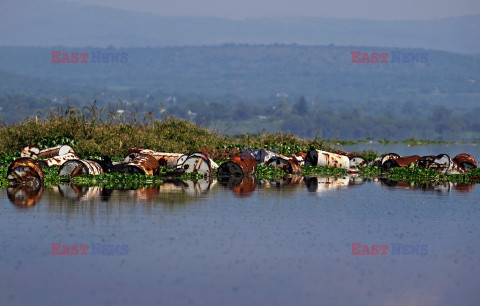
[
  {"left": 305, "top": 149, "right": 350, "bottom": 169},
  {"left": 266, "top": 156, "right": 302, "bottom": 174},
  {"left": 7, "top": 157, "right": 44, "bottom": 189},
  {"left": 37, "top": 145, "right": 75, "bottom": 159},
  {"left": 431, "top": 154, "right": 453, "bottom": 174},
  {"left": 58, "top": 159, "right": 104, "bottom": 177},
  {"left": 217, "top": 153, "right": 257, "bottom": 176},
  {"left": 252, "top": 149, "right": 278, "bottom": 164},
  {"left": 123, "top": 154, "right": 160, "bottom": 176},
  {"left": 416, "top": 156, "right": 436, "bottom": 169},
  {"left": 20, "top": 145, "right": 41, "bottom": 158},
  {"left": 181, "top": 154, "right": 214, "bottom": 176},
  {"left": 453, "top": 154, "right": 477, "bottom": 172},
  {"left": 41, "top": 153, "right": 79, "bottom": 167},
  {"left": 381, "top": 155, "right": 420, "bottom": 173},
  {"left": 380, "top": 153, "right": 401, "bottom": 166}
]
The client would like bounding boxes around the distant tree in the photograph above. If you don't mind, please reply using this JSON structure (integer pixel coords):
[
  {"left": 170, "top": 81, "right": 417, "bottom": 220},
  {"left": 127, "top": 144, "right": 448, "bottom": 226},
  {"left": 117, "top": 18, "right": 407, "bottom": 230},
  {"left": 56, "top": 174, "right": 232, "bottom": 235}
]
[{"left": 294, "top": 96, "right": 308, "bottom": 116}]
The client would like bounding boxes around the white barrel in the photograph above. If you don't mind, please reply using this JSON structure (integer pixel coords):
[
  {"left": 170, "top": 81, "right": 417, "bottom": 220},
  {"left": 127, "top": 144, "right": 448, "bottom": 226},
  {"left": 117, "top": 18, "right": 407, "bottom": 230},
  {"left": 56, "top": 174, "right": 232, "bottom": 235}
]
[{"left": 305, "top": 150, "right": 350, "bottom": 169}]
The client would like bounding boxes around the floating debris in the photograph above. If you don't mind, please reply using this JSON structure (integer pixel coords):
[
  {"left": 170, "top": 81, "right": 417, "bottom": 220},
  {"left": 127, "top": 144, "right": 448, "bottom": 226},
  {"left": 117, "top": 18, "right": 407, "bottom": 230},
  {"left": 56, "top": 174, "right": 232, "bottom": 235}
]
[
  {"left": 123, "top": 154, "right": 160, "bottom": 176},
  {"left": 218, "top": 153, "right": 257, "bottom": 176},
  {"left": 381, "top": 155, "right": 420, "bottom": 173},
  {"left": 266, "top": 156, "right": 302, "bottom": 174},
  {"left": 59, "top": 159, "right": 104, "bottom": 177},
  {"left": 7, "top": 157, "right": 44, "bottom": 189},
  {"left": 305, "top": 149, "right": 350, "bottom": 169}
]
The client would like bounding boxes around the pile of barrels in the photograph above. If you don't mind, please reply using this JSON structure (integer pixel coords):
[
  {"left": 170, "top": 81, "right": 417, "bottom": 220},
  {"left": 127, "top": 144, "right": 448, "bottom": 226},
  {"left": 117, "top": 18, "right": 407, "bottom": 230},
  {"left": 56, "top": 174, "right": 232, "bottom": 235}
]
[
  {"left": 374, "top": 153, "right": 477, "bottom": 174},
  {"left": 7, "top": 145, "right": 221, "bottom": 187},
  {"left": 6, "top": 145, "right": 479, "bottom": 190}
]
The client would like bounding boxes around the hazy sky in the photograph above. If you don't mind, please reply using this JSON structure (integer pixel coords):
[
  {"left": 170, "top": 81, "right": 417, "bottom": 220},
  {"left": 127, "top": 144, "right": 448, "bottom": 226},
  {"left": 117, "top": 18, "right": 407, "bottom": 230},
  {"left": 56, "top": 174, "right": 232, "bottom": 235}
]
[{"left": 67, "top": 0, "right": 480, "bottom": 20}]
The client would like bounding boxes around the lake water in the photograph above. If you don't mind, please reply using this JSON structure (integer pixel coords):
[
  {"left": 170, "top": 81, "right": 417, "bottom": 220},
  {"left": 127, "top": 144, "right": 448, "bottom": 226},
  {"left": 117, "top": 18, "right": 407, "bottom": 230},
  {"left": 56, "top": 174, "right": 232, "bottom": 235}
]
[{"left": 1, "top": 145, "right": 479, "bottom": 305}]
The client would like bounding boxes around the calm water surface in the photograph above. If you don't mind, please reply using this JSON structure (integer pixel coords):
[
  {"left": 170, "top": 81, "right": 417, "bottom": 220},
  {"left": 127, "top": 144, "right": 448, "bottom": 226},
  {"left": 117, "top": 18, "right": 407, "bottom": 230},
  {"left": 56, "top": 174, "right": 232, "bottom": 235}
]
[{"left": 1, "top": 145, "right": 479, "bottom": 305}]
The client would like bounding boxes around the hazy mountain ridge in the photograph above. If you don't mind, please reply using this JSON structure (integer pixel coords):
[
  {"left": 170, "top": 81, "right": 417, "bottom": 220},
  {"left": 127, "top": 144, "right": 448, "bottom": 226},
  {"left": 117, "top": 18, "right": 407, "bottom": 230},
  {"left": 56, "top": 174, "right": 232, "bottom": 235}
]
[
  {"left": 0, "top": 0, "right": 479, "bottom": 53},
  {"left": 0, "top": 45, "right": 479, "bottom": 104}
]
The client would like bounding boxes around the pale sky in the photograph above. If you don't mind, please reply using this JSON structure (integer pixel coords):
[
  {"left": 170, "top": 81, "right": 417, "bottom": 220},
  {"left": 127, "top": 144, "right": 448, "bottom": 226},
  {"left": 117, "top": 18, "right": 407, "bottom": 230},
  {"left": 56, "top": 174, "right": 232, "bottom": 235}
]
[{"left": 67, "top": 0, "right": 480, "bottom": 20}]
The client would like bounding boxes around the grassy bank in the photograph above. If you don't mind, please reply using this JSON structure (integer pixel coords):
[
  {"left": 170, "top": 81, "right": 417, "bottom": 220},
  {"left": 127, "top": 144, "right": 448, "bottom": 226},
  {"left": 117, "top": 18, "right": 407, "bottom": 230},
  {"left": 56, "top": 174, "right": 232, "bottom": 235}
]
[
  {"left": 0, "top": 104, "right": 334, "bottom": 157},
  {"left": 1, "top": 105, "right": 479, "bottom": 187}
]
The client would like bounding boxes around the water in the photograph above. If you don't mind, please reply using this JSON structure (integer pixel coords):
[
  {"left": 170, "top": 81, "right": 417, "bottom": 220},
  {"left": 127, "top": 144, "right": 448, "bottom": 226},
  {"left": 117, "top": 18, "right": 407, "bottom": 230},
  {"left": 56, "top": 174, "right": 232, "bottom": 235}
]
[{"left": 1, "top": 144, "right": 479, "bottom": 305}]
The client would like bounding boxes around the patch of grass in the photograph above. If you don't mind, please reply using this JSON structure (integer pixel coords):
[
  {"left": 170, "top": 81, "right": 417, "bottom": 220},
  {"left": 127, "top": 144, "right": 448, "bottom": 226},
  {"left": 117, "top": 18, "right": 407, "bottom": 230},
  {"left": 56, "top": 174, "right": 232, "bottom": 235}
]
[
  {"left": 401, "top": 138, "right": 455, "bottom": 146},
  {"left": 388, "top": 167, "right": 480, "bottom": 184},
  {"left": 301, "top": 166, "right": 347, "bottom": 176},
  {"left": 0, "top": 104, "right": 335, "bottom": 157}
]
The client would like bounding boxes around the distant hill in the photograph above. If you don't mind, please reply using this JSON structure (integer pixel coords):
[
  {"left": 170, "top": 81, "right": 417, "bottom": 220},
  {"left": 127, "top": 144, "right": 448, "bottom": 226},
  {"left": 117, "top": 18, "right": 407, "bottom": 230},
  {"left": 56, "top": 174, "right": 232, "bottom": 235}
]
[
  {"left": 0, "top": 45, "right": 479, "bottom": 106},
  {"left": 0, "top": 0, "right": 479, "bottom": 54}
]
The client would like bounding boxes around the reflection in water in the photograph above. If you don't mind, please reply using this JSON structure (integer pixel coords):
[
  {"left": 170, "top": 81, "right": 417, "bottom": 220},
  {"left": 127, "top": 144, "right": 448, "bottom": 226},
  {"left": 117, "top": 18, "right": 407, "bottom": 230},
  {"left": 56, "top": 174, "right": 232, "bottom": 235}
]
[
  {"left": 379, "top": 178, "right": 476, "bottom": 193},
  {"left": 219, "top": 175, "right": 257, "bottom": 197},
  {"left": 6, "top": 178, "right": 217, "bottom": 208},
  {"left": 305, "top": 175, "right": 361, "bottom": 193},
  {"left": 266, "top": 175, "right": 303, "bottom": 188},
  {"left": 58, "top": 184, "right": 103, "bottom": 201},
  {"left": 182, "top": 177, "right": 216, "bottom": 196},
  {"left": 6, "top": 175, "right": 476, "bottom": 208},
  {"left": 7, "top": 184, "right": 44, "bottom": 207}
]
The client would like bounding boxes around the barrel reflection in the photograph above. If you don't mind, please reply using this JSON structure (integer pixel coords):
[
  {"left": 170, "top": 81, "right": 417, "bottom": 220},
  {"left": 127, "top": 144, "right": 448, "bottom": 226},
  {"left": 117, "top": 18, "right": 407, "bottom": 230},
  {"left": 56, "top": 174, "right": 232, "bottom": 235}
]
[{"left": 7, "top": 184, "right": 44, "bottom": 207}]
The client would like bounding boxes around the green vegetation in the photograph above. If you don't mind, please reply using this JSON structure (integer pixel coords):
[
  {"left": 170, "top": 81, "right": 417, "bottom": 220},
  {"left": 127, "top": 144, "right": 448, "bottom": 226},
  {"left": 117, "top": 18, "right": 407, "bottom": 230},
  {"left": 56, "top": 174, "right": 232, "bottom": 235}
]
[
  {"left": 388, "top": 167, "right": 480, "bottom": 184},
  {"left": 0, "top": 106, "right": 478, "bottom": 188},
  {"left": 0, "top": 104, "right": 335, "bottom": 156},
  {"left": 401, "top": 138, "right": 455, "bottom": 146}
]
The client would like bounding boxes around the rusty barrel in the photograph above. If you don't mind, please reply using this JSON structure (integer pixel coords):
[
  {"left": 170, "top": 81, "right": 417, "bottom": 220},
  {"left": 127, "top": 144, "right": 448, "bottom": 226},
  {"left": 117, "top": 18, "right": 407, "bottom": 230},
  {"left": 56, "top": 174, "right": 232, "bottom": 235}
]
[
  {"left": 416, "top": 155, "right": 436, "bottom": 169},
  {"left": 20, "top": 145, "right": 41, "bottom": 158},
  {"left": 181, "top": 153, "right": 219, "bottom": 169},
  {"left": 252, "top": 149, "right": 278, "bottom": 164},
  {"left": 334, "top": 149, "right": 356, "bottom": 159},
  {"left": 181, "top": 154, "right": 214, "bottom": 176},
  {"left": 37, "top": 145, "right": 75, "bottom": 159},
  {"left": 334, "top": 150, "right": 367, "bottom": 167},
  {"left": 40, "top": 152, "right": 79, "bottom": 167},
  {"left": 217, "top": 153, "right": 257, "bottom": 176},
  {"left": 58, "top": 159, "right": 104, "bottom": 177},
  {"left": 380, "top": 153, "right": 400, "bottom": 166},
  {"left": 7, "top": 157, "right": 44, "bottom": 189},
  {"left": 124, "top": 148, "right": 144, "bottom": 162},
  {"left": 155, "top": 153, "right": 184, "bottom": 168},
  {"left": 453, "top": 153, "right": 477, "bottom": 172},
  {"left": 350, "top": 156, "right": 367, "bottom": 167},
  {"left": 305, "top": 149, "right": 350, "bottom": 169},
  {"left": 124, "top": 149, "right": 184, "bottom": 168},
  {"left": 430, "top": 154, "right": 453, "bottom": 174},
  {"left": 266, "top": 156, "right": 302, "bottom": 174},
  {"left": 123, "top": 154, "right": 160, "bottom": 176},
  {"left": 381, "top": 155, "right": 420, "bottom": 173},
  {"left": 289, "top": 151, "right": 307, "bottom": 166},
  {"left": 176, "top": 154, "right": 190, "bottom": 167},
  {"left": 7, "top": 184, "right": 44, "bottom": 207},
  {"left": 368, "top": 153, "right": 400, "bottom": 167}
]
